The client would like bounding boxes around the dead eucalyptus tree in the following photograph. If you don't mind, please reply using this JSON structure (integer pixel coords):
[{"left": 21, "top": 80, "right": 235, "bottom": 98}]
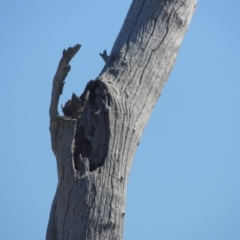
[{"left": 47, "top": 0, "right": 197, "bottom": 239}]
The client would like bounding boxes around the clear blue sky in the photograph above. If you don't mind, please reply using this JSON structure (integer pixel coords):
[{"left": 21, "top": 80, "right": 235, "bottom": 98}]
[{"left": 1, "top": 1, "right": 239, "bottom": 240}]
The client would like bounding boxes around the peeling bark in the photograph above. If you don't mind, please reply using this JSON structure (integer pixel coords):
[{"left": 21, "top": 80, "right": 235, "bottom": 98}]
[{"left": 47, "top": 0, "right": 197, "bottom": 239}]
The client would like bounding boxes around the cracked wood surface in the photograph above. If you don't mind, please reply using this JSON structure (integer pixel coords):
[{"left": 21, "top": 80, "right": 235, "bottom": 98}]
[{"left": 47, "top": 1, "right": 197, "bottom": 239}]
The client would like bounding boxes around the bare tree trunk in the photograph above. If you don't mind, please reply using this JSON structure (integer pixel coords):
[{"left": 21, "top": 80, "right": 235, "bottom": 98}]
[{"left": 47, "top": 0, "right": 197, "bottom": 239}]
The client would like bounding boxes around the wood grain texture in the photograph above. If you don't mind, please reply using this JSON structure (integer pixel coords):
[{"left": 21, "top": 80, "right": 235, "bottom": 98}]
[{"left": 47, "top": 0, "right": 197, "bottom": 239}]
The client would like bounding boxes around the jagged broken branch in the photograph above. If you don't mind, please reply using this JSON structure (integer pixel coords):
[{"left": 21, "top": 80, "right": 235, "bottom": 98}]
[
  {"left": 99, "top": 49, "right": 109, "bottom": 64},
  {"left": 49, "top": 44, "right": 81, "bottom": 118}
]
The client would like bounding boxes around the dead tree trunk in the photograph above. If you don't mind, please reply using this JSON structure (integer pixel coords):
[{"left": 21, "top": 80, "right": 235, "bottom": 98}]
[{"left": 47, "top": 0, "right": 197, "bottom": 239}]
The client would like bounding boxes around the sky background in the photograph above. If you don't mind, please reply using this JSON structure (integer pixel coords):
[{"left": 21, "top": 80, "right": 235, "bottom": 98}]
[{"left": 1, "top": 1, "right": 239, "bottom": 240}]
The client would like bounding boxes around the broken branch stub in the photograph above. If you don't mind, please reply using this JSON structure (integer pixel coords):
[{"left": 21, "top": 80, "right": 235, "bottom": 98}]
[{"left": 49, "top": 44, "right": 81, "bottom": 118}]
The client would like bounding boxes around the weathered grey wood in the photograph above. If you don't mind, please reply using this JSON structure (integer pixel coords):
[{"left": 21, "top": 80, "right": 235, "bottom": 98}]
[
  {"left": 49, "top": 44, "right": 81, "bottom": 118},
  {"left": 47, "top": 1, "right": 197, "bottom": 239}
]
